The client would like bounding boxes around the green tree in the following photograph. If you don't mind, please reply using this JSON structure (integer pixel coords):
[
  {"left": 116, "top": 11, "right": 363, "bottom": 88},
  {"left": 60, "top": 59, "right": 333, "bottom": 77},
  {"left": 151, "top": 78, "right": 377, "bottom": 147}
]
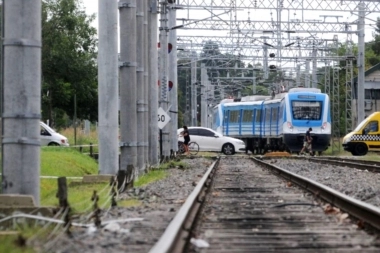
[
  {"left": 372, "top": 17, "right": 380, "bottom": 56},
  {"left": 42, "top": 0, "right": 98, "bottom": 128}
]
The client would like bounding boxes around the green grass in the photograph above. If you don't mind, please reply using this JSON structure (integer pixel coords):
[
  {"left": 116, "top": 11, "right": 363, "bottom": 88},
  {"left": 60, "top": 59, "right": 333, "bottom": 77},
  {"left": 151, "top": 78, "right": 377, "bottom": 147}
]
[
  {"left": 0, "top": 234, "right": 35, "bottom": 253},
  {"left": 60, "top": 126, "right": 99, "bottom": 153},
  {"left": 40, "top": 147, "right": 99, "bottom": 209},
  {"left": 1, "top": 148, "right": 188, "bottom": 252},
  {"left": 41, "top": 147, "right": 98, "bottom": 176}
]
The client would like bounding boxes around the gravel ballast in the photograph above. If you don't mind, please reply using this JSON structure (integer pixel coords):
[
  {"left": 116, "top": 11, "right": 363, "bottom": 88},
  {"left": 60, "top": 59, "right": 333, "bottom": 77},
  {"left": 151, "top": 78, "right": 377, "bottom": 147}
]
[
  {"left": 27, "top": 156, "right": 380, "bottom": 252},
  {"left": 39, "top": 157, "right": 215, "bottom": 253},
  {"left": 270, "top": 158, "right": 380, "bottom": 208}
]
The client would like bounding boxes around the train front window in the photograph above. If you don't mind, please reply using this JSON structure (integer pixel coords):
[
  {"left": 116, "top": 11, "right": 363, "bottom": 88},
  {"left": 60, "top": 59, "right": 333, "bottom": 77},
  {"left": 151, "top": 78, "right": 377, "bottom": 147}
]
[{"left": 292, "top": 101, "right": 322, "bottom": 120}]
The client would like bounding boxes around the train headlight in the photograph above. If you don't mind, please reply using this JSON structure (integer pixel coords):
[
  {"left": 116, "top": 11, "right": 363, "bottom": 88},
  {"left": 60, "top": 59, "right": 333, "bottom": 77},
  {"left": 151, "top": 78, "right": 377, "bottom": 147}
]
[
  {"left": 321, "top": 122, "right": 327, "bottom": 130},
  {"left": 287, "top": 122, "right": 293, "bottom": 129}
]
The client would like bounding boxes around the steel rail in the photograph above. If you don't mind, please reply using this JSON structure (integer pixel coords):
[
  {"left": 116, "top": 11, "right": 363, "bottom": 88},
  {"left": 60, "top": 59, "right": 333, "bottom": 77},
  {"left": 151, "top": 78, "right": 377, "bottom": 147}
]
[
  {"left": 149, "top": 158, "right": 220, "bottom": 253},
  {"left": 253, "top": 157, "right": 380, "bottom": 231},
  {"left": 310, "top": 157, "right": 380, "bottom": 172},
  {"left": 288, "top": 156, "right": 380, "bottom": 173}
]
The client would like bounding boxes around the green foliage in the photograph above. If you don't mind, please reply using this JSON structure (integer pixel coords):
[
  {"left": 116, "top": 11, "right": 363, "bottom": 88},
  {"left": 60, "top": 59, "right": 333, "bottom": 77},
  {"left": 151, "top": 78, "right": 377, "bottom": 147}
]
[
  {"left": 372, "top": 17, "right": 380, "bottom": 56},
  {"left": 42, "top": 0, "right": 98, "bottom": 128}
]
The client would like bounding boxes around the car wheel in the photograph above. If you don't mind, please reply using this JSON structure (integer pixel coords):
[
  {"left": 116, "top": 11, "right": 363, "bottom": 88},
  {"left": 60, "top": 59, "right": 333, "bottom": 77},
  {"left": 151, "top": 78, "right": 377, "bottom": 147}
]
[
  {"left": 48, "top": 142, "right": 59, "bottom": 146},
  {"left": 354, "top": 143, "right": 368, "bottom": 156},
  {"left": 222, "top": 143, "right": 235, "bottom": 155}
]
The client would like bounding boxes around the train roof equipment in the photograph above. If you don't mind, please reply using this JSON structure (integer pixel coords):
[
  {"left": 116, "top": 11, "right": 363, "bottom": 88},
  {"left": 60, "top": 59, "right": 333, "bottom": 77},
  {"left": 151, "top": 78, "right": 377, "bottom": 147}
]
[{"left": 288, "top": 87, "right": 321, "bottom": 93}]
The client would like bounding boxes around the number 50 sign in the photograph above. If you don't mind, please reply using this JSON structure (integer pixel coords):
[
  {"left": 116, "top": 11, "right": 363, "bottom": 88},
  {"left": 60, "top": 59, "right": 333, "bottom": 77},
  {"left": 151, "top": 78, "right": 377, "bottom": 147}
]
[{"left": 157, "top": 107, "right": 171, "bottom": 129}]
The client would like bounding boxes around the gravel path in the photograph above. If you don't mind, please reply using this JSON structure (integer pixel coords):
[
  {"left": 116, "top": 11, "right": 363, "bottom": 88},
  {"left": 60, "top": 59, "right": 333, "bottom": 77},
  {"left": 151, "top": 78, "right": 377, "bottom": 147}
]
[
  {"left": 40, "top": 157, "right": 215, "bottom": 253},
  {"left": 270, "top": 158, "right": 380, "bottom": 208}
]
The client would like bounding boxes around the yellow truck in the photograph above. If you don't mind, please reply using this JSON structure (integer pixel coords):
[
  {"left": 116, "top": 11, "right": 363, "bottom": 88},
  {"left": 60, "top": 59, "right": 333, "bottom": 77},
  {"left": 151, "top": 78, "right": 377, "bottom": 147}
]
[{"left": 342, "top": 112, "right": 380, "bottom": 156}]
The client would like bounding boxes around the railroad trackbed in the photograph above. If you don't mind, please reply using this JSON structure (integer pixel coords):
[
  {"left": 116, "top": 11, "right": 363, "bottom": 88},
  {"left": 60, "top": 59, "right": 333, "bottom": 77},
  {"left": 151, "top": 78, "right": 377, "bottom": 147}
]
[{"left": 153, "top": 156, "right": 380, "bottom": 253}]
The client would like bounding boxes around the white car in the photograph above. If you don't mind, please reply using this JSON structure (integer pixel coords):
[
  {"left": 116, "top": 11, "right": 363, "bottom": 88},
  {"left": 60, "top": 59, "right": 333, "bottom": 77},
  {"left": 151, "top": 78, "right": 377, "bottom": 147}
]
[
  {"left": 40, "top": 121, "right": 69, "bottom": 146},
  {"left": 177, "top": 127, "right": 246, "bottom": 155}
]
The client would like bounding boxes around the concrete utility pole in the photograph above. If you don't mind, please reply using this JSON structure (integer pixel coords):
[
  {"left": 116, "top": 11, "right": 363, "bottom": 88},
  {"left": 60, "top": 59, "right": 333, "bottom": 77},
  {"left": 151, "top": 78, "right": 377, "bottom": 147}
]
[
  {"left": 148, "top": 0, "right": 159, "bottom": 166},
  {"left": 2, "top": 0, "right": 41, "bottom": 204},
  {"left": 168, "top": 4, "right": 178, "bottom": 154},
  {"left": 191, "top": 51, "right": 198, "bottom": 126},
  {"left": 357, "top": 2, "right": 365, "bottom": 123},
  {"left": 98, "top": 0, "right": 119, "bottom": 175},
  {"left": 136, "top": 0, "right": 146, "bottom": 173},
  {"left": 119, "top": 0, "right": 137, "bottom": 178},
  {"left": 159, "top": 1, "right": 170, "bottom": 160},
  {"left": 262, "top": 42, "right": 268, "bottom": 79},
  {"left": 143, "top": 0, "right": 149, "bottom": 167},
  {"left": 201, "top": 63, "right": 207, "bottom": 127}
]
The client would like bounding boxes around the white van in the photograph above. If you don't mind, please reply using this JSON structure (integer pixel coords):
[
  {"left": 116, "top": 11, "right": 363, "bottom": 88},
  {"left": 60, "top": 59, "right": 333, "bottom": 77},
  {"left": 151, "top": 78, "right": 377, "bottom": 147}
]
[{"left": 40, "top": 121, "right": 69, "bottom": 146}]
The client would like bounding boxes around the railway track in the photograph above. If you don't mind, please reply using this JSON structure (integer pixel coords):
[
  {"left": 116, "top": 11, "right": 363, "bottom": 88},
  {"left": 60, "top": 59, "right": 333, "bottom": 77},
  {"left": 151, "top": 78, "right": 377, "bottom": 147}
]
[
  {"left": 307, "top": 156, "right": 380, "bottom": 172},
  {"left": 151, "top": 156, "right": 380, "bottom": 253},
  {"left": 260, "top": 154, "right": 380, "bottom": 172}
]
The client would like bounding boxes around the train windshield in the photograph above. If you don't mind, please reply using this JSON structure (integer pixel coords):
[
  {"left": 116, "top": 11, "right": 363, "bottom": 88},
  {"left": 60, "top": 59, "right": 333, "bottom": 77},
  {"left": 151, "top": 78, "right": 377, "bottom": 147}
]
[{"left": 291, "top": 101, "right": 322, "bottom": 120}]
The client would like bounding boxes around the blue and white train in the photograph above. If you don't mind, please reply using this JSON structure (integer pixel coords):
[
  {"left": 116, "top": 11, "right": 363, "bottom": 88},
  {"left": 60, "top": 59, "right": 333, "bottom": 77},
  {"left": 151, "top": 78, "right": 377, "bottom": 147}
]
[{"left": 212, "top": 87, "right": 331, "bottom": 154}]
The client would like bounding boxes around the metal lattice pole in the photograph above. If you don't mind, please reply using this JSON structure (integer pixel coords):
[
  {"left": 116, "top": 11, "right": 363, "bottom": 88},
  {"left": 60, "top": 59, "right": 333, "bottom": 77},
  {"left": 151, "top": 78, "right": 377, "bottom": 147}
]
[
  {"left": 332, "top": 67, "right": 340, "bottom": 154},
  {"left": 185, "top": 70, "right": 190, "bottom": 125},
  {"left": 346, "top": 25, "right": 354, "bottom": 133}
]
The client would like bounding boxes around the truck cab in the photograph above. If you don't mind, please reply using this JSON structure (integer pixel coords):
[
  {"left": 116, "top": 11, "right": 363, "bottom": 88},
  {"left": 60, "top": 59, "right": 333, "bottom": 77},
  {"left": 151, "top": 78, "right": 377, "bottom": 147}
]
[{"left": 342, "top": 112, "right": 380, "bottom": 156}]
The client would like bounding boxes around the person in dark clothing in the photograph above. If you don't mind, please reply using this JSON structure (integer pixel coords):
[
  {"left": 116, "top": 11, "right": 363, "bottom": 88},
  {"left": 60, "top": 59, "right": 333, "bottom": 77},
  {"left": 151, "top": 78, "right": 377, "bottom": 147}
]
[
  {"left": 300, "top": 127, "right": 313, "bottom": 156},
  {"left": 181, "top": 126, "right": 190, "bottom": 155}
]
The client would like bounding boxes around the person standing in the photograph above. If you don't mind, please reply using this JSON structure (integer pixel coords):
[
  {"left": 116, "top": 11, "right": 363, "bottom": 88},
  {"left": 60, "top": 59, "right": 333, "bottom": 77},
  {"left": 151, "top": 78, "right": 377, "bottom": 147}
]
[
  {"left": 300, "top": 127, "right": 314, "bottom": 156},
  {"left": 181, "top": 126, "right": 191, "bottom": 155}
]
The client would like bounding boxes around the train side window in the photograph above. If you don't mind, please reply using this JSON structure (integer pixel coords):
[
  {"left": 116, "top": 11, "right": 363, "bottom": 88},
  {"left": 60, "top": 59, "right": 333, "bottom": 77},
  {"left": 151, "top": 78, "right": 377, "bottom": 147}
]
[
  {"left": 229, "top": 110, "right": 239, "bottom": 123},
  {"left": 272, "top": 107, "right": 278, "bottom": 122},
  {"left": 255, "top": 110, "right": 261, "bottom": 122},
  {"left": 242, "top": 110, "right": 253, "bottom": 122},
  {"left": 265, "top": 109, "right": 271, "bottom": 122}
]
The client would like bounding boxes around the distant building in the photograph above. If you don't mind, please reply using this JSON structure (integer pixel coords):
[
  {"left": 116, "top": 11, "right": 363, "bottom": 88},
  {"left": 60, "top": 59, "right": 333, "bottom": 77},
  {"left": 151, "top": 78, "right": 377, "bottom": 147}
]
[{"left": 352, "top": 63, "right": 380, "bottom": 126}]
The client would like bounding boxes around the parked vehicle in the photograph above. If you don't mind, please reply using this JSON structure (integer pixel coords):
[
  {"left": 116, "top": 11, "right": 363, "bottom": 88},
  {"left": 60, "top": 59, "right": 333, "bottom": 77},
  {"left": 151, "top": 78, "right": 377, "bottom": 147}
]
[
  {"left": 40, "top": 121, "right": 69, "bottom": 146},
  {"left": 177, "top": 126, "right": 246, "bottom": 155},
  {"left": 342, "top": 111, "right": 380, "bottom": 156}
]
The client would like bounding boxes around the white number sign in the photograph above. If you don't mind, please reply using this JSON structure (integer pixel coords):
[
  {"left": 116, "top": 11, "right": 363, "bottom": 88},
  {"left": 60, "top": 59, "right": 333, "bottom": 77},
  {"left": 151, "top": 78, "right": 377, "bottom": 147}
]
[{"left": 157, "top": 107, "right": 171, "bottom": 129}]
